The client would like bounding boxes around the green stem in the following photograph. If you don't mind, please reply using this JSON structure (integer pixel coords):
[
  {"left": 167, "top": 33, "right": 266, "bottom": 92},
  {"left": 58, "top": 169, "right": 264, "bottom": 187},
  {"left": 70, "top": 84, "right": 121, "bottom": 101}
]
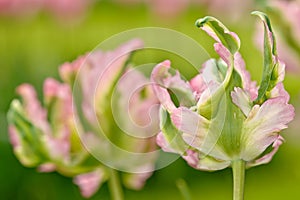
[
  {"left": 176, "top": 179, "right": 192, "bottom": 200},
  {"left": 232, "top": 160, "right": 245, "bottom": 200},
  {"left": 108, "top": 168, "right": 124, "bottom": 200}
]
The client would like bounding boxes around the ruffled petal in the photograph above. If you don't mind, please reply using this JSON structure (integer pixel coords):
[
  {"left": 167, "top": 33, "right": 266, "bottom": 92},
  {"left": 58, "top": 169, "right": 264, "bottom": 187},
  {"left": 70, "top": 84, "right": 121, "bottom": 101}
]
[
  {"left": 247, "top": 135, "right": 284, "bottom": 167},
  {"left": 151, "top": 60, "right": 196, "bottom": 110},
  {"left": 241, "top": 97, "right": 294, "bottom": 161}
]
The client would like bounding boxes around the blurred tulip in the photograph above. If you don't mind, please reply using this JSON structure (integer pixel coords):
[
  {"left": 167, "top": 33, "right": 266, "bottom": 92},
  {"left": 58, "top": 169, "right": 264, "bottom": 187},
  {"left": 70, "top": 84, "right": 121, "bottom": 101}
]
[
  {"left": 8, "top": 39, "right": 159, "bottom": 198},
  {"left": 152, "top": 12, "right": 294, "bottom": 199},
  {"left": 0, "top": 0, "right": 92, "bottom": 20}
]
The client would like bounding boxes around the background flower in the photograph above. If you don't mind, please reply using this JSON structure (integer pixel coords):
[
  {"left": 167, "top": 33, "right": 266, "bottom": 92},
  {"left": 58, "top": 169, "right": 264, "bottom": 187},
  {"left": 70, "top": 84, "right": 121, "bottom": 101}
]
[{"left": 8, "top": 39, "right": 159, "bottom": 198}]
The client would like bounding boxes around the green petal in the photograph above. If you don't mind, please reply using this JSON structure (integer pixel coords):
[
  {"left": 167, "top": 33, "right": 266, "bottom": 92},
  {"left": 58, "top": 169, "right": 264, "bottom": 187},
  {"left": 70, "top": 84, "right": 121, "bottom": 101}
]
[
  {"left": 252, "top": 11, "right": 283, "bottom": 104},
  {"left": 195, "top": 16, "right": 240, "bottom": 54}
]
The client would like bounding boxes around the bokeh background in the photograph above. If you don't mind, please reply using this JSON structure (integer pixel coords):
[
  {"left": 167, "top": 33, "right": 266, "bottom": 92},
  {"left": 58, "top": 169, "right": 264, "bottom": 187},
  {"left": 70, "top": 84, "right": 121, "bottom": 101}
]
[{"left": 1, "top": 0, "right": 300, "bottom": 199}]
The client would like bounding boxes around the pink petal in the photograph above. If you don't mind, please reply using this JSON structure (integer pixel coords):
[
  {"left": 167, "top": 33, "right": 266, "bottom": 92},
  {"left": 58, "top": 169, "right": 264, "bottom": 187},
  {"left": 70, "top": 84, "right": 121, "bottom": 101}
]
[
  {"left": 270, "top": 82, "right": 290, "bottom": 103},
  {"left": 59, "top": 55, "right": 85, "bottom": 83},
  {"left": 151, "top": 60, "right": 177, "bottom": 112},
  {"left": 17, "top": 84, "right": 50, "bottom": 134},
  {"left": 43, "top": 78, "right": 73, "bottom": 121},
  {"left": 200, "top": 59, "right": 224, "bottom": 84},
  {"left": 156, "top": 131, "right": 177, "bottom": 153},
  {"left": 247, "top": 135, "right": 284, "bottom": 167},
  {"left": 45, "top": 127, "right": 70, "bottom": 162},
  {"left": 78, "top": 39, "right": 143, "bottom": 123},
  {"left": 214, "top": 43, "right": 232, "bottom": 67},
  {"left": 38, "top": 163, "right": 56, "bottom": 172},
  {"left": 147, "top": 0, "right": 189, "bottom": 18},
  {"left": 241, "top": 97, "right": 295, "bottom": 161},
  {"left": 116, "top": 68, "right": 159, "bottom": 138},
  {"left": 233, "top": 52, "right": 258, "bottom": 100},
  {"left": 231, "top": 87, "right": 252, "bottom": 116},
  {"left": 182, "top": 149, "right": 199, "bottom": 168},
  {"left": 9, "top": 125, "right": 21, "bottom": 148},
  {"left": 123, "top": 164, "right": 154, "bottom": 190},
  {"left": 182, "top": 149, "right": 230, "bottom": 171},
  {"left": 171, "top": 107, "right": 209, "bottom": 149},
  {"left": 189, "top": 74, "right": 207, "bottom": 99},
  {"left": 73, "top": 169, "right": 106, "bottom": 198}
]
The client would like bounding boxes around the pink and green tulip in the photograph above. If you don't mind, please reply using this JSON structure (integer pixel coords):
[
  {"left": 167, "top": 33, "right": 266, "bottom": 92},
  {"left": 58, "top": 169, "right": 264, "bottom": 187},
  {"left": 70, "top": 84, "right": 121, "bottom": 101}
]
[
  {"left": 152, "top": 12, "right": 295, "bottom": 200},
  {"left": 8, "top": 39, "right": 159, "bottom": 199}
]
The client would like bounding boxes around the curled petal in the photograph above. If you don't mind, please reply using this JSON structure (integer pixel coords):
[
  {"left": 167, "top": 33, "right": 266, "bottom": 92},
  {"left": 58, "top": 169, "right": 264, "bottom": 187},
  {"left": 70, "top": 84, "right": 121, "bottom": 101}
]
[
  {"left": 196, "top": 16, "right": 240, "bottom": 54},
  {"left": 151, "top": 60, "right": 195, "bottom": 111}
]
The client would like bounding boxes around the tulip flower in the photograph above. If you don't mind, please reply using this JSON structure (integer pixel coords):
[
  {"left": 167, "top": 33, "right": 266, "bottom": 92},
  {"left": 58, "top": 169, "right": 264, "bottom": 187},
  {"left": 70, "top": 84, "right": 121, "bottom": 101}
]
[
  {"left": 8, "top": 39, "right": 159, "bottom": 199},
  {"left": 152, "top": 12, "right": 294, "bottom": 200}
]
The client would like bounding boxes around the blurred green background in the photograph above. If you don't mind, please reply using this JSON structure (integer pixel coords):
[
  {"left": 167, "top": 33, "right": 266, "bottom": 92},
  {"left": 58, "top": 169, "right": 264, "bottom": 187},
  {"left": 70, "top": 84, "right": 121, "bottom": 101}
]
[{"left": 1, "top": 1, "right": 300, "bottom": 199}]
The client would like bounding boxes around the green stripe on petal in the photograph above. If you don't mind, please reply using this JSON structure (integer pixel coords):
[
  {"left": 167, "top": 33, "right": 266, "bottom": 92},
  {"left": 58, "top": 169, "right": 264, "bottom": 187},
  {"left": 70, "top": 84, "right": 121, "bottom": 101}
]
[
  {"left": 159, "top": 107, "right": 188, "bottom": 154},
  {"left": 195, "top": 16, "right": 240, "bottom": 54},
  {"left": 252, "top": 11, "right": 284, "bottom": 104}
]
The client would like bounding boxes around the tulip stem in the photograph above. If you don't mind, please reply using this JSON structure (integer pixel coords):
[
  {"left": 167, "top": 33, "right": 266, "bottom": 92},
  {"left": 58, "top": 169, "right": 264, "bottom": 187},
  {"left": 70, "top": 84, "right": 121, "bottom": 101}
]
[
  {"left": 232, "top": 160, "right": 245, "bottom": 200},
  {"left": 108, "top": 168, "right": 124, "bottom": 200}
]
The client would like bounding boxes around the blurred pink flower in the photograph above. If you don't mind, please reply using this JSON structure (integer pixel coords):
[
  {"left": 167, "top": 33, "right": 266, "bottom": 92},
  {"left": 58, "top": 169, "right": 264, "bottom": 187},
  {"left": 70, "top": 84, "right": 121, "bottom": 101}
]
[
  {"left": 147, "top": 0, "right": 189, "bottom": 19},
  {"left": 194, "top": 0, "right": 253, "bottom": 20},
  {"left": 0, "top": 0, "right": 42, "bottom": 17},
  {"left": 43, "top": 0, "right": 91, "bottom": 20},
  {"left": 114, "top": 0, "right": 253, "bottom": 19},
  {"left": 0, "top": 0, "right": 92, "bottom": 20},
  {"left": 8, "top": 39, "right": 159, "bottom": 198}
]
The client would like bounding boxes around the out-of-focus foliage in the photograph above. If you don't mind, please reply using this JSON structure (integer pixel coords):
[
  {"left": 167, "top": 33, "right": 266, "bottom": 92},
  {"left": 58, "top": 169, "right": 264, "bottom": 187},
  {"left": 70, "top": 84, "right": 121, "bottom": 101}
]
[{"left": 1, "top": 1, "right": 300, "bottom": 200}]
